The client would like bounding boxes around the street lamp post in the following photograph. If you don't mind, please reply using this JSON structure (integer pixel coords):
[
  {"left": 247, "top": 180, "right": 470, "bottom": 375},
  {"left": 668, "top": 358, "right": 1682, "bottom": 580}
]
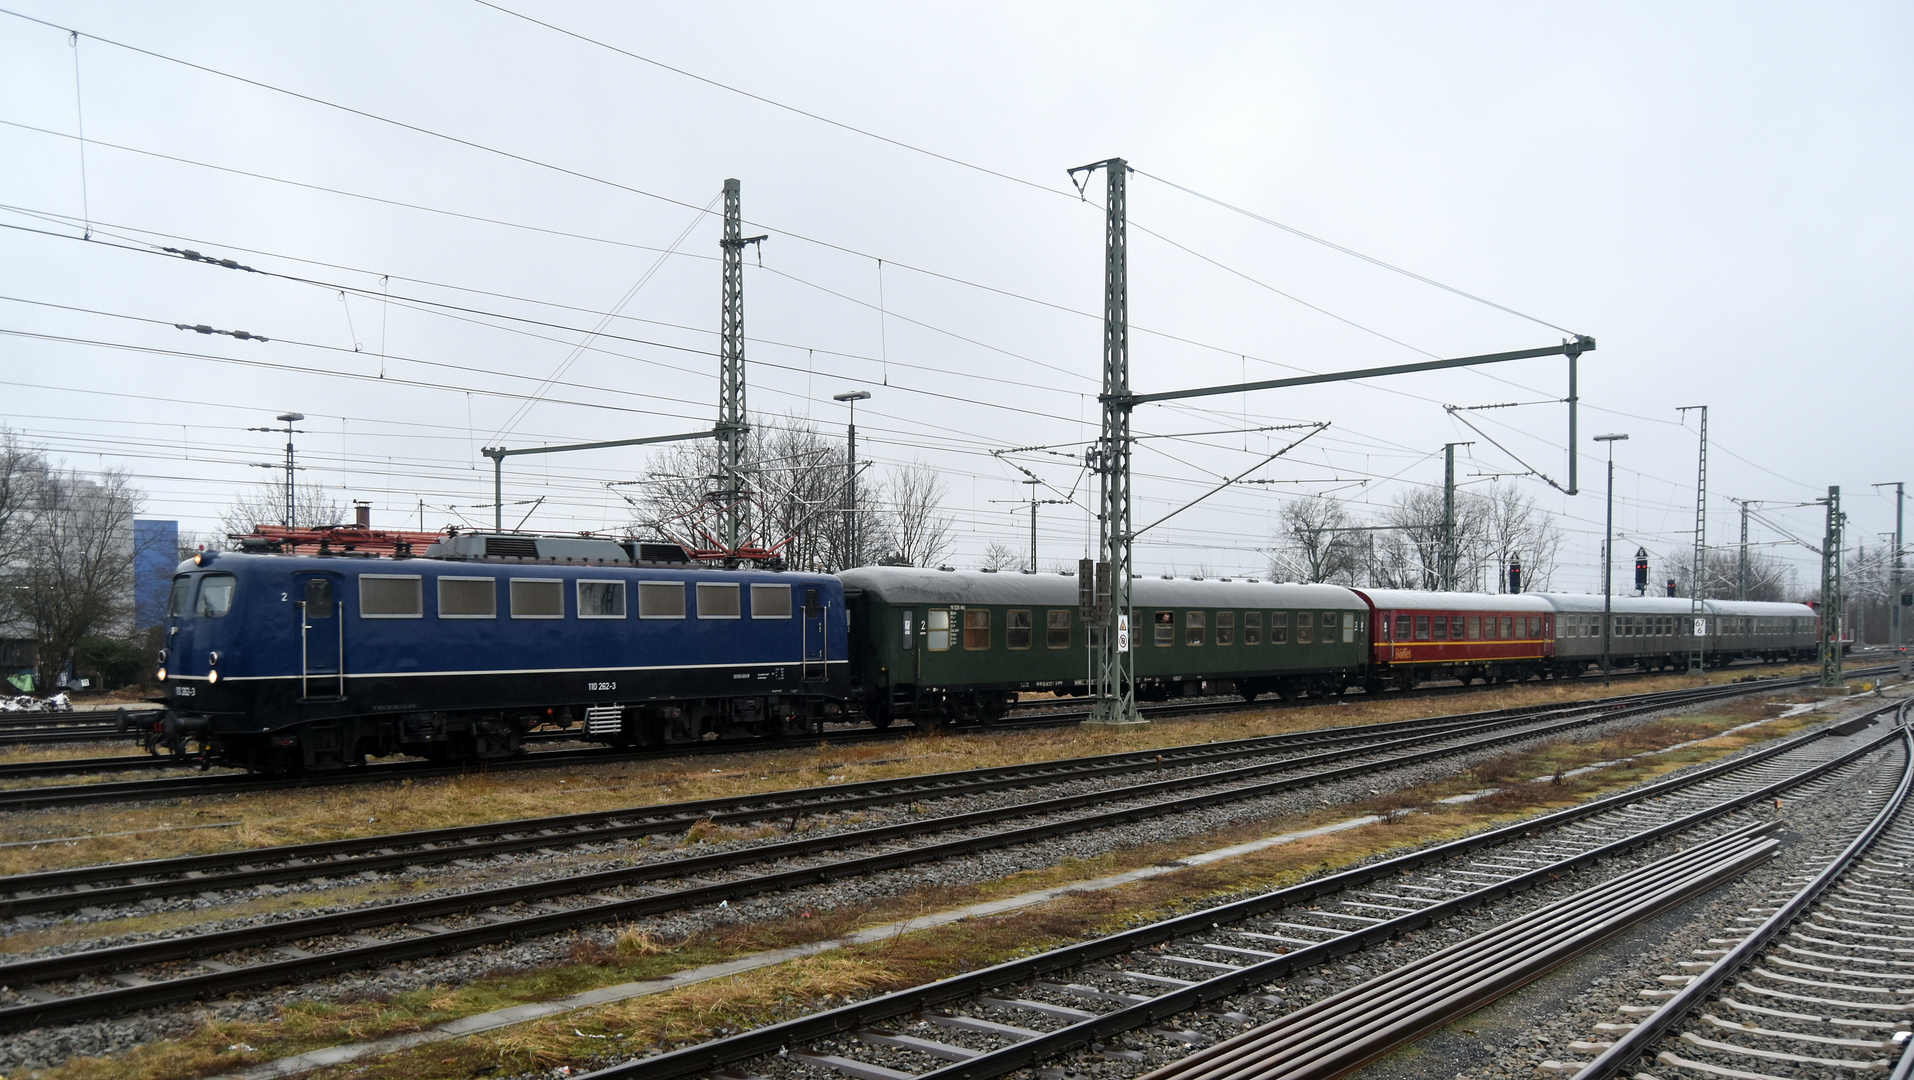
[
  {"left": 249, "top": 412, "right": 306, "bottom": 529},
  {"left": 1595, "top": 433, "right": 1629, "bottom": 686},
  {"left": 833, "top": 391, "right": 871, "bottom": 568}
]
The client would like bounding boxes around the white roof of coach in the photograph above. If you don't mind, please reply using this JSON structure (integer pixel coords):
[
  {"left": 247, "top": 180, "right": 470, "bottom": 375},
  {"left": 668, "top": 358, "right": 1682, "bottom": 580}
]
[
  {"left": 1351, "top": 588, "right": 1555, "bottom": 613},
  {"left": 838, "top": 566, "right": 1365, "bottom": 610}
]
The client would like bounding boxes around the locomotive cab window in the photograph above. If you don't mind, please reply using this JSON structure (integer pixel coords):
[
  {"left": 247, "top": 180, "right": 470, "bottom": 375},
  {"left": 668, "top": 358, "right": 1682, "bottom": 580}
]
[
  {"left": 438, "top": 577, "right": 496, "bottom": 619},
  {"left": 578, "top": 580, "right": 626, "bottom": 619},
  {"left": 1006, "top": 609, "right": 1033, "bottom": 650},
  {"left": 638, "top": 581, "right": 686, "bottom": 619},
  {"left": 304, "top": 578, "right": 335, "bottom": 616},
  {"left": 1297, "top": 612, "right": 1314, "bottom": 644},
  {"left": 1185, "top": 611, "right": 1205, "bottom": 646},
  {"left": 511, "top": 578, "right": 564, "bottom": 619},
  {"left": 749, "top": 583, "right": 792, "bottom": 619},
  {"left": 1271, "top": 611, "right": 1289, "bottom": 644},
  {"left": 1046, "top": 609, "right": 1071, "bottom": 649},
  {"left": 168, "top": 575, "right": 194, "bottom": 618},
  {"left": 1216, "top": 611, "right": 1234, "bottom": 646},
  {"left": 1244, "top": 611, "right": 1261, "bottom": 645},
  {"left": 1155, "top": 611, "right": 1175, "bottom": 646},
  {"left": 696, "top": 582, "right": 741, "bottom": 619},
  {"left": 963, "top": 608, "right": 990, "bottom": 650},
  {"left": 928, "top": 608, "right": 951, "bottom": 651},
  {"left": 359, "top": 574, "right": 421, "bottom": 619},
  {"left": 196, "top": 573, "right": 237, "bottom": 618}
]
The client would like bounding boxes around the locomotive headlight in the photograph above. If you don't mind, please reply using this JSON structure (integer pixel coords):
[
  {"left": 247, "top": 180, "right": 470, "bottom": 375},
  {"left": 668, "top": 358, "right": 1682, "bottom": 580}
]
[
  {"left": 207, "top": 669, "right": 219, "bottom": 685},
  {"left": 156, "top": 667, "right": 167, "bottom": 682}
]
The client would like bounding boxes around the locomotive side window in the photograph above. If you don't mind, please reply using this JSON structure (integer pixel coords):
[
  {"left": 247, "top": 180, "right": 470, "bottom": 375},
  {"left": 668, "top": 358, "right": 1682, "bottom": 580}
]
[
  {"left": 749, "top": 584, "right": 792, "bottom": 619},
  {"left": 578, "top": 580, "right": 626, "bottom": 619},
  {"left": 1244, "top": 611, "right": 1261, "bottom": 645},
  {"left": 196, "top": 574, "right": 237, "bottom": 618},
  {"left": 638, "top": 581, "right": 686, "bottom": 619},
  {"left": 1298, "top": 612, "right": 1314, "bottom": 644},
  {"left": 696, "top": 582, "right": 741, "bottom": 619},
  {"left": 963, "top": 609, "right": 990, "bottom": 650},
  {"left": 1185, "top": 611, "right": 1205, "bottom": 646},
  {"left": 438, "top": 577, "right": 497, "bottom": 619},
  {"left": 305, "top": 578, "right": 335, "bottom": 616},
  {"left": 1216, "top": 611, "right": 1234, "bottom": 646},
  {"left": 359, "top": 574, "right": 422, "bottom": 618},
  {"left": 1006, "top": 609, "right": 1032, "bottom": 650},
  {"left": 1155, "top": 611, "right": 1174, "bottom": 646},
  {"left": 168, "top": 575, "right": 193, "bottom": 618},
  {"left": 927, "top": 609, "right": 951, "bottom": 650},
  {"left": 1271, "top": 611, "right": 1289, "bottom": 644},
  {"left": 1046, "top": 610, "right": 1071, "bottom": 649},
  {"left": 510, "top": 579, "right": 564, "bottom": 619}
]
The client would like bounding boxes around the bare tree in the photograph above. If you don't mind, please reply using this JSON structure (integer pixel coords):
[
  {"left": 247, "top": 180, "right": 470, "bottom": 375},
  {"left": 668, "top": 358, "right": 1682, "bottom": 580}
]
[
  {"left": 979, "top": 541, "right": 1021, "bottom": 571},
  {"left": 878, "top": 458, "right": 955, "bottom": 568},
  {"left": 15, "top": 467, "right": 145, "bottom": 679},
  {"left": 0, "top": 430, "right": 48, "bottom": 626},
  {"left": 219, "top": 480, "right": 344, "bottom": 538},
  {"left": 1270, "top": 496, "right": 1359, "bottom": 583},
  {"left": 1660, "top": 547, "right": 1799, "bottom": 602},
  {"left": 1473, "top": 482, "right": 1563, "bottom": 593}
]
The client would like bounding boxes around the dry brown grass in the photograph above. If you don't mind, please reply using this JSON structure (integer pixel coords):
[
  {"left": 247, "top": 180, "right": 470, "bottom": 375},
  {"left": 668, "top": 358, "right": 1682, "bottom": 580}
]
[{"left": 20, "top": 682, "right": 1859, "bottom": 1080}]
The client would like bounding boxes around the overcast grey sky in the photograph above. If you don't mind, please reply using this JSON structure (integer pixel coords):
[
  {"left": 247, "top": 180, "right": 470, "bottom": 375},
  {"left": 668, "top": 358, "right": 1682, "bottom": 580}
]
[{"left": 1, "top": 2, "right": 1907, "bottom": 591}]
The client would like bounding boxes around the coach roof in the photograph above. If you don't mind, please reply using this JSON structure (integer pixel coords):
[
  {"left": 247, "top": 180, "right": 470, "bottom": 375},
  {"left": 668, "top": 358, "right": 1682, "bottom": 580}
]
[
  {"left": 1351, "top": 588, "right": 1555, "bottom": 613},
  {"left": 838, "top": 567, "right": 1364, "bottom": 610}
]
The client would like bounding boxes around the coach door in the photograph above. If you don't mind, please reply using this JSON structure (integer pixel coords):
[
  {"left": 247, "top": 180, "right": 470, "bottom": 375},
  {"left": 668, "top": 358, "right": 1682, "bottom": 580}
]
[
  {"left": 802, "top": 586, "right": 827, "bottom": 682},
  {"left": 294, "top": 573, "right": 345, "bottom": 700}
]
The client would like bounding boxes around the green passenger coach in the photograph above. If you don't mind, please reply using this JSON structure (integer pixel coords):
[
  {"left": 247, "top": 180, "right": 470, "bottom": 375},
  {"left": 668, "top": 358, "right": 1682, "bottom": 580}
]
[{"left": 840, "top": 567, "right": 1368, "bottom": 726}]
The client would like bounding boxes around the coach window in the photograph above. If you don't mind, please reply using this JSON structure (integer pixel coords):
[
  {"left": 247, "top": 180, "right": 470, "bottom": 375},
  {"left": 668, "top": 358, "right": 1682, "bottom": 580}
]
[
  {"left": 1497, "top": 616, "right": 1512, "bottom": 639},
  {"left": 1046, "top": 610, "right": 1071, "bottom": 649},
  {"left": 1216, "top": 611, "right": 1234, "bottom": 646},
  {"left": 1155, "top": 611, "right": 1175, "bottom": 646},
  {"left": 359, "top": 574, "right": 421, "bottom": 618},
  {"left": 750, "top": 583, "right": 792, "bottom": 619},
  {"left": 1430, "top": 614, "right": 1447, "bottom": 641},
  {"left": 1468, "top": 616, "right": 1481, "bottom": 640},
  {"left": 927, "top": 609, "right": 951, "bottom": 650},
  {"left": 696, "top": 582, "right": 741, "bottom": 619},
  {"left": 1271, "top": 611, "right": 1289, "bottom": 644},
  {"left": 1007, "top": 609, "right": 1033, "bottom": 650},
  {"left": 439, "top": 576, "right": 497, "bottom": 619},
  {"left": 1393, "top": 614, "right": 1410, "bottom": 642},
  {"left": 1297, "top": 612, "right": 1314, "bottom": 644},
  {"left": 963, "top": 609, "right": 991, "bottom": 650},
  {"left": 1412, "top": 614, "right": 1429, "bottom": 641},
  {"left": 1244, "top": 611, "right": 1261, "bottom": 645},
  {"left": 511, "top": 579, "right": 564, "bottom": 619},
  {"left": 638, "top": 581, "right": 686, "bottom": 619},
  {"left": 1323, "top": 613, "right": 1339, "bottom": 644},
  {"left": 194, "top": 573, "right": 238, "bottom": 618},
  {"left": 1527, "top": 617, "right": 1541, "bottom": 639},
  {"left": 1186, "top": 610, "right": 1205, "bottom": 646},
  {"left": 576, "top": 580, "right": 626, "bottom": 619}
]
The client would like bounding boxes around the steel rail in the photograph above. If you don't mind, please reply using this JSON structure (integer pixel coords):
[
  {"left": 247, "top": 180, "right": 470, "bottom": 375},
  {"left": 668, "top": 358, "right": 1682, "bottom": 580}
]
[
  {"left": 0, "top": 681, "right": 1786, "bottom": 918},
  {"left": 575, "top": 702, "right": 1907, "bottom": 1080},
  {"left": 1134, "top": 826, "right": 1784, "bottom": 1080},
  {"left": 0, "top": 678, "right": 1833, "bottom": 1030},
  {"left": 1574, "top": 699, "right": 1914, "bottom": 1079}
]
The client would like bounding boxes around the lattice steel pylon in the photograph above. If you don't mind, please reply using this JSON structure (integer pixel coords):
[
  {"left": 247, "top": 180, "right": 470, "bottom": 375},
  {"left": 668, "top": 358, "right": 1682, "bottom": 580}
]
[
  {"left": 1073, "top": 157, "right": 1140, "bottom": 728},
  {"left": 1820, "top": 484, "right": 1846, "bottom": 688},
  {"left": 717, "top": 179, "right": 766, "bottom": 556},
  {"left": 1679, "top": 405, "right": 1708, "bottom": 673}
]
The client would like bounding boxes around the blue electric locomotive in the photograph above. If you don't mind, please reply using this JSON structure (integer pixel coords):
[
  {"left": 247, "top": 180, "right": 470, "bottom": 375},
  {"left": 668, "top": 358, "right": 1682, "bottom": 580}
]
[{"left": 155, "top": 533, "right": 852, "bottom": 771}]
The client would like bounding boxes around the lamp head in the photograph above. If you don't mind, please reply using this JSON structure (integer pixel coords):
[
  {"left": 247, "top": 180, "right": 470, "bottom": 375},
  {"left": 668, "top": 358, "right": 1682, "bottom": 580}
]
[
  {"left": 1594, "top": 433, "right": 1628, "bottom": 443},
  {"left": 277, "top": 412, "right": 305, "bottom": 423},
  {"left": 832, "top": 391, "right": 872, "bottom": 403}
]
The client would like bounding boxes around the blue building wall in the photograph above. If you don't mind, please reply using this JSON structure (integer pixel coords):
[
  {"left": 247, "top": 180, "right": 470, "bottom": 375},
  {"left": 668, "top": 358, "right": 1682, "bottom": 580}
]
[{"left": 134, "top": 519, "right": 179, "bottom": 632}]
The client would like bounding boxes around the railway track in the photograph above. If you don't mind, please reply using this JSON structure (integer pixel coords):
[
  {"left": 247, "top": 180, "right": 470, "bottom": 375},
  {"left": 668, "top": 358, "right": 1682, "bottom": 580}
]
[
  {"left": 1562, "top": 698, "right": 1914, "bottom": 1078},
  {"left": 0, "top": 677, "right": 1831, "bottom": 1033},
  {"left": 557, "top": 698, "right": 1909, "bottom": 1080},
  {"left": 0, "top": 680, "right": 1763, "bottom": 920}
]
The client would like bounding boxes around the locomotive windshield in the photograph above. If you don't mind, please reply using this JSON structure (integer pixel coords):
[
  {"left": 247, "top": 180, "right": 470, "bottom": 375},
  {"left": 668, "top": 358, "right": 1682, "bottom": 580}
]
[
  {"left": 195, "top": 574, "right": 237, "bottom": 618},
  {"left": 167, "top": 575, "right": 193, "bottom": 618}
]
